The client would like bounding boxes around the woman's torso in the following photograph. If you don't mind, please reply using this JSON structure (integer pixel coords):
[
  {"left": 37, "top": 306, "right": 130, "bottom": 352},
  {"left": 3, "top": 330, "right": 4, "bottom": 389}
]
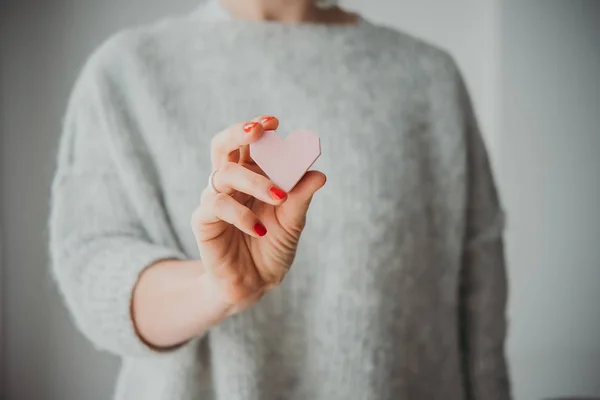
[{"left": 105, "top": 16, "right": 470, "bottom": 400}]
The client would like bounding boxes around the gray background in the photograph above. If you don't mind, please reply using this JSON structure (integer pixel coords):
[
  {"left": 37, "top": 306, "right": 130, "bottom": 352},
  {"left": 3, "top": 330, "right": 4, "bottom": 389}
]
[
  {"left": 500, "top": 2, "right": 600, "bottom": 399},
  {"left": 1, "top": 0, "right": 599, "bottom": 399}
]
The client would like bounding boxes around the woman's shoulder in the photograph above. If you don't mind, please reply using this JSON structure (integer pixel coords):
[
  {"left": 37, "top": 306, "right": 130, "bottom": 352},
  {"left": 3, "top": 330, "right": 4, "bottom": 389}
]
[
  {"left": 361, "top": 19, "right": 461, "bottom": 80},
  {"left": 76, "top": 13, "right": 214, "bottom": 87}
]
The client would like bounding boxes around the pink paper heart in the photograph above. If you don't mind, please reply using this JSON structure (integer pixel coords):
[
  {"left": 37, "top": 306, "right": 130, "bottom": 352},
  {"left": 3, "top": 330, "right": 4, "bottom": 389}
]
[{"left": 249, "top": 130, "right": 321, "bottom": 192}]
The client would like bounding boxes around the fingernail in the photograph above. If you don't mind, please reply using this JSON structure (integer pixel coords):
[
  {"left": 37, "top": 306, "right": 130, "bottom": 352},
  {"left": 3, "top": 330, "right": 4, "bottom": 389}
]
[
  {"left": 260, "top": 116, "right": 275, "bottom": 125},
  {"left": 269, "top": 186, "right": 287, "bottom": 200},
  {"left": 254, "top": 222, "right": 267, "bottom": 237},
  {"left": 243, "top": 122, "right": 259, "bottom": 133}
]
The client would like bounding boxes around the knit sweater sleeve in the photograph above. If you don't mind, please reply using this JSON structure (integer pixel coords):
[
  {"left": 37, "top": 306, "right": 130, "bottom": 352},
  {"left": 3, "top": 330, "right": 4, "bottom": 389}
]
[
  {"left": 49, "top": 41, "right": 188, "bottom": 358},
  {"left": 454, "top": 64, "right": 512, "bottom": 399}
]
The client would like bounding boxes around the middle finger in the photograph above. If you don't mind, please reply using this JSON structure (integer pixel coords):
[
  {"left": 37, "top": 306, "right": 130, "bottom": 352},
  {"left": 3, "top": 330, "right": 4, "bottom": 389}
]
[{"left": 213, "top": 162, "right": 288, "bottom": 205}]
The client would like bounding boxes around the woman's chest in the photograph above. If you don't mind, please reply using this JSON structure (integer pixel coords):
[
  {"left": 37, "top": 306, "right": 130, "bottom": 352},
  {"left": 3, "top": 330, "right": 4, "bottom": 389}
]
[{"left": 143, "top": 63, "right": 466, "bottom": 277}]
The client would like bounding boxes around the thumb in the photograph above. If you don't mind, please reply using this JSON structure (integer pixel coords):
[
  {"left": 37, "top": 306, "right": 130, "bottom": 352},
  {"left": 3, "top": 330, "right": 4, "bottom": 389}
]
[{"left": 277, "top": 171, "right": 326, "bottom": 232}]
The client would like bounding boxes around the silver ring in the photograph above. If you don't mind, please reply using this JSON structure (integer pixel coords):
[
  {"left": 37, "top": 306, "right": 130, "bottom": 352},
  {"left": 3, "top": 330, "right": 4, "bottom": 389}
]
[{"left": 208, "top": 169, "right": 219, "bottom": 194}]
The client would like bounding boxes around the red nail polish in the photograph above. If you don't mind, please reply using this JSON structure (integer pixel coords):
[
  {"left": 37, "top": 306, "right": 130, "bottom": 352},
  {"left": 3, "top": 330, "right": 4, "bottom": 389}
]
[
  {"left": 243, "top": 122, "right": 258, "bottom": 133},
  {"left": 269, "top": 186, "right": 287, "bottom": 200},
  {"left": 254, "top": 222, "right": 267, "bottom": 237},
  {"left": 260, "top": 116, "right": 275, "bottom": 125}
]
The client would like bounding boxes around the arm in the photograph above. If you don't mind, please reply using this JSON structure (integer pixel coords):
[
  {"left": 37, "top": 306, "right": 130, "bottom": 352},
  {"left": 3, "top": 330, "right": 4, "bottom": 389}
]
[
  {"left": 132, "top": 259, "right": 232, "bottom": 349},
  {"left": 454, "top": 64, "right": 512, "bottom": 399},
  {"left": 49, "top": 56, "right": 230, "bottom": 356},
  {"left": 51, "top": 40, "right": 324, "bottom": 357},
  {"left": 49, "top": 164, "right": 202, "bottom": 357}
]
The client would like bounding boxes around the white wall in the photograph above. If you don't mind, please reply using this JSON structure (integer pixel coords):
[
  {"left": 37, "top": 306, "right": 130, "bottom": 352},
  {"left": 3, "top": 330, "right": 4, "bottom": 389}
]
[{"left": 500, "top": 1, "right": 600, "bottom": 399}]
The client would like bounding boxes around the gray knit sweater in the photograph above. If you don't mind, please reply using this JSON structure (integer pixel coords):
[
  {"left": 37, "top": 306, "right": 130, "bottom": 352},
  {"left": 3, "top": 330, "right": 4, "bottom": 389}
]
[{"left": 49, "top": 2, "right": 510, "bottom": 399}]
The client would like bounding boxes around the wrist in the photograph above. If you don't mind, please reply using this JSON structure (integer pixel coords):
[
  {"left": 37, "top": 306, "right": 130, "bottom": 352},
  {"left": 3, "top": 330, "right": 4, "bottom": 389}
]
[{"left": 194, "top": 268, "right": 235, "bottom": 321}]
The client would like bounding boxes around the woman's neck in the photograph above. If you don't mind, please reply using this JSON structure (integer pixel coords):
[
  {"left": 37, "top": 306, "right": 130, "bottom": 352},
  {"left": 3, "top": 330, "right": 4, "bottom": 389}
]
[{"left": 218, "top": 0, "right": 357, "bottom": 25}]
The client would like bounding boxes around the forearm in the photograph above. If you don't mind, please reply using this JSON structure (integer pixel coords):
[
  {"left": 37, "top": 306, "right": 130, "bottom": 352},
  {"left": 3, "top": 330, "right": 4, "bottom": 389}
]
[{"left": 131, "top": 259, "right": 231, "bottom": 349}]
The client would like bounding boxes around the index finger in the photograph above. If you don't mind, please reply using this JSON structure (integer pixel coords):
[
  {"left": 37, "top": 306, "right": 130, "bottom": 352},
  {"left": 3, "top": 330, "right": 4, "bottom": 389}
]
[
  {"left": 239, "top": 115, "right": 280, "bottom": 165},
  {"left": 210, "top": 120, "right": 263, "bottom": 170}
]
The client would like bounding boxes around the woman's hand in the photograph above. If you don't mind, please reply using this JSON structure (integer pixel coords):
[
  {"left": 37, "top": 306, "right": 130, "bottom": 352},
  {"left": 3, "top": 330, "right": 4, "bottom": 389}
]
[
  {"left": 191, "top": 116, "right": 326, "bottom": 315},
  {"left": 131, "top": 116, "right": 324, "bottom": 349}
]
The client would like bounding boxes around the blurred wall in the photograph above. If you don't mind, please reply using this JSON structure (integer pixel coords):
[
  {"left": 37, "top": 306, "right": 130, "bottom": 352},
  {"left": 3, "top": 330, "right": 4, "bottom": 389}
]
[
  {"left": 500, "top": 1, "right": 600, "bottom": 399},
  {"left": 4, "top": 1, "right": 596, "bottom": 400}
]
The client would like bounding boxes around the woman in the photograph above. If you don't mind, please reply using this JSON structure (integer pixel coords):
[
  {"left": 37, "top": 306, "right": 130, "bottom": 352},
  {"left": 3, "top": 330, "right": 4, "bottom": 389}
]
[{"left": 49, "top": 0, "right": 511, "bottom": 399}]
